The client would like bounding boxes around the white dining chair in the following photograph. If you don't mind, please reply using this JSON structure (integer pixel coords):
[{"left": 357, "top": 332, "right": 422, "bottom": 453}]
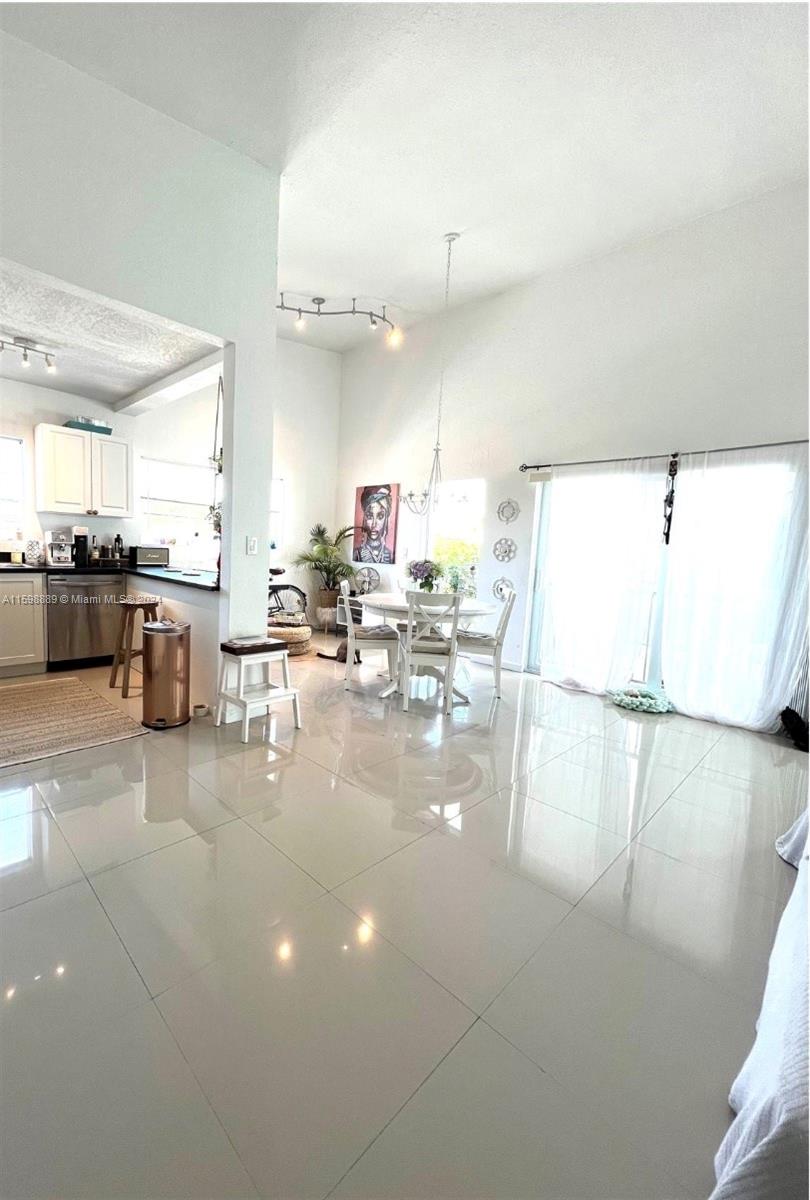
[
  {"left": 456, "top": 587, "right": 516, "bottom": 698},
  {"left": 338, "top": 580, "right": 399, "bottom": 690},
  {"left": 398, "top": 590, "right": 462, "bottom": 716}
]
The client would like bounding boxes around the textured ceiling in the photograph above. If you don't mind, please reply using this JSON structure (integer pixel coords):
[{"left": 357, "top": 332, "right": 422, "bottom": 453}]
[
  {"left": 0, "top": 262, "right": 220, "bottom": 403},
  {"left": 0, "top": 4, "right": 806, "bottom": 351}
]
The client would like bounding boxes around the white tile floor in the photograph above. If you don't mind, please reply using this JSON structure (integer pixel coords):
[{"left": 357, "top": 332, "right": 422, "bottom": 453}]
[{"left": 0, "top": 645, "right": 806, "bottom": 1198}]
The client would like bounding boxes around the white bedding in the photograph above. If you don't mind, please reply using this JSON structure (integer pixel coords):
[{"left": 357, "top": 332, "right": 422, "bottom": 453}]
[{"left": 709, "top": 810, "right": 808, "bottom": 1199}]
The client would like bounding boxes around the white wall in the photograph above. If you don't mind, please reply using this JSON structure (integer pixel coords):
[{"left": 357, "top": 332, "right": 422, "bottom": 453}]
[
  {"left": 0, "top": 33, "right": 279, "bottom": 638},
  {"left": 337, "top": 183, "right": 809, "bottom": 666},
  {"left": 272, "top": 339, "right": 342, "bottom": 600}
]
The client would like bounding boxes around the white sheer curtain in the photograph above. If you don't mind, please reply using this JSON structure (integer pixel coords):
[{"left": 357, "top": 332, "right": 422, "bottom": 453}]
[
  {"left": 662, "top": 442, "right": 808, "bottom": 731},
  {"left": 529, "top": 457, "right": 665, "bottom": 694}
]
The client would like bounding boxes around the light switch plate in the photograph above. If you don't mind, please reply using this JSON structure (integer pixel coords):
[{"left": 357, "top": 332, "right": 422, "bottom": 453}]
[{"left": 246, "top": 536, "right": 258, "bottom": 556}]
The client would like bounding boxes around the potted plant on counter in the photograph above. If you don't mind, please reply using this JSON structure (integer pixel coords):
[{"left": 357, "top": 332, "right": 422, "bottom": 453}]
[{"left": 294, "top": 523, "right": 355, "bottom": 627}]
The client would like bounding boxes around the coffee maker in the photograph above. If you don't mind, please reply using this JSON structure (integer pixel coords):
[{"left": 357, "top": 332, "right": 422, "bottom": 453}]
[
  {"left": 71, "top": 526, "right": 89, "bottom": 567},
  {"left": 44, "top": 530, "right": 73, "bottom": 566}
]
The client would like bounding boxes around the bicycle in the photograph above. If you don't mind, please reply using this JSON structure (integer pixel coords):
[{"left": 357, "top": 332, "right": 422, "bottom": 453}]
[{"left": 268, "top": 568, "right": 307, "bottom": 617}]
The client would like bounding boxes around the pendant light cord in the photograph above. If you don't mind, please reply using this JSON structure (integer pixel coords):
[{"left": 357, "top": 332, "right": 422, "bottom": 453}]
[{"left": 435, "top": 232, "right": 457, "bottom": 451}]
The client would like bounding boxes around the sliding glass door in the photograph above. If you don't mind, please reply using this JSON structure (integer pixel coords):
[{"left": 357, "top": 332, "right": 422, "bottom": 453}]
[
  {"left": 526, "top": 458, "right": 665, "bottom": 695},
  {"left": 661, "top": 442, "right": 808, "bottom": 729},
  {"left": 527, "top": 442, "right": 808, "bottom": 730}
]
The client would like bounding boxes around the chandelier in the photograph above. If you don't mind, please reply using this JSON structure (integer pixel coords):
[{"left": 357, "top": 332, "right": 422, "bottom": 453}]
[{"left": 402, "top": 232, "right": 459, "bottom": 515}]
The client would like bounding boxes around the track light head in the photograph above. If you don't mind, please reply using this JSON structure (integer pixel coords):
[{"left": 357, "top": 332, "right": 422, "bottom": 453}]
[
  {"left": 294, "top": 310, "right": 306, "bottom": 332},
  {"left": 21, "top": 348, "right": 30, "bottom": 367},
  {"left": 386, "top": 326, "right": 403, "bottom": 349}
]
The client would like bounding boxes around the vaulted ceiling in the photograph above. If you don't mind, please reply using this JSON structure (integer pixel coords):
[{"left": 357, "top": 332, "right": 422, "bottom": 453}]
[{"left": 0, "top": 3, "right": 806, "bottom": 350}]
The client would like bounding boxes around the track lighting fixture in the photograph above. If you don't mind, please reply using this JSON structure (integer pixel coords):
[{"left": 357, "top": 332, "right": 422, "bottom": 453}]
[
  {"left": 0, "top": 336, "right": 58, "bottom": 372},
  {"left": 278, "top": 293, "right": 403, "bottom": 348}
]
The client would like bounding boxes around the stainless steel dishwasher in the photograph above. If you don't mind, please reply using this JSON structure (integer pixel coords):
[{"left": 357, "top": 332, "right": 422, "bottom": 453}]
[{"left": 47, "top": 574, "right": 122, "bottom": 663}]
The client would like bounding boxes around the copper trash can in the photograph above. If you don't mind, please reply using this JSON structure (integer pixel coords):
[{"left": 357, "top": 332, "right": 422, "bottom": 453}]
[{"left": 142, "top": 618, "right": 191, "bottom": 729}]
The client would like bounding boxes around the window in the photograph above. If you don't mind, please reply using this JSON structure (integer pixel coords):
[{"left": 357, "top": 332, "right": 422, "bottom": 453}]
[
  {"left": 139, "top": 456, "right": 220, "bottom": 568},
  {"left": 430, "top": 478, "right": 486, "bottom": 594},
  {"left": 0, "top": 436, "right": 24, "bottom": 540}
]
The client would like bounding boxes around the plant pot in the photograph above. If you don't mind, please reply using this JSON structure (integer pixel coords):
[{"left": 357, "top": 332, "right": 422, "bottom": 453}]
[
  {"left": 315, "top": 587, "right": 339, "bottom": 632},
  {"left": 418, "top": 580, "right": 436, "bottom": 593}
]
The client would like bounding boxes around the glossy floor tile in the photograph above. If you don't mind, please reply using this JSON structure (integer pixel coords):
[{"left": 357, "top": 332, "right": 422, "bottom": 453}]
[
  {"left": 245, "top": 775, "right": 429, "bottom": 889},
  {"left": 515, "top": 748, "right": 683, "bottom": 837},
  {"left": 1, "top": 1002, "right": 257, "bottom": 1198},
  {"left": 638, "top": 788, "right": 798, "bottom": 904},
  {"left": 27, "top": 733, "right": 176, "bottom": 798},
  {"left": 437, "top": 786, "right": 628, "bottom": 903},
  {"left": 92, "top": 819, "right": 324, "bottom": 994},
  {"left": 580, "top": 840, "right": 784, "bottom": 1004},
  {"left": 157, "top": 895, "right": 474, "bottom": 1199},
  {"left": 0, "top": 771, "right": 46, "bottom": 821},
  {"left": 344, "top": 725, "right": 582, "bottom": 826},
  {"left": 0, "top": 653, "right": 801, "bottom": 1198},
  {"left": 602, "top": 716, "right": 717, "bottom": 770},
  {"left": 189, "top": 742, "right": 338, "bottom": 816},
  {"left": 485, "top": 909, "right": 758, "bottom": 1196},
  {"left": 48, "top": 767, "right": 236, "bottom": 875},
  {"left": 0, "top": 809, "right": 83, "bottom": 910},
  {"left": 335, "top": 828, "right": 571, "bottom": 1011},
  {"left": 699, "top": 727, "right": 809, "bottom": 785},
  {"left": 332, "top": 1021, "right": 686, "bottom": 1199},
  {"left": 0, "top": 880, "right": 149, "bottom": 1030}
]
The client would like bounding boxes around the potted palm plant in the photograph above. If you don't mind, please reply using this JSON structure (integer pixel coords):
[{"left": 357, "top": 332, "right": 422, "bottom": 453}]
[{"left": 293, "top": 524, "right": 356, "bottom": 623}]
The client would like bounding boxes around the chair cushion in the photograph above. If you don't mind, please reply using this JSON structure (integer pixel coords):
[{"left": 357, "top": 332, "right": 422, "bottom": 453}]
[
  {"left": 355, "top": 624, "right": 398, "bottom": 641},
  {"left": 458, "top": 631, "right": 497, "bottom": 649}
]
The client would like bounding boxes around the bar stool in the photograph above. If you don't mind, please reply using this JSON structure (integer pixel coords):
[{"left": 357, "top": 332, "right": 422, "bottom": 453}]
[
  {"left": 215, "top": 637, "right": 302, "bottom": 742},
  {"left": 110, "top": 595, "right": 160, "bottom": 697}
]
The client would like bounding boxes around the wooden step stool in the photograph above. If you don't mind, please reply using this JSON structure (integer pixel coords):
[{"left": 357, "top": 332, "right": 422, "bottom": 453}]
[{"left": 215, "top": 637, "right": 302, "bottom": 742}]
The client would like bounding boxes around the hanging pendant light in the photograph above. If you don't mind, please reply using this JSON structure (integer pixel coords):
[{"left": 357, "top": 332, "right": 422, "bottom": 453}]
[{"left": 402, "top": 232, "right": 459, "bottom": 515}]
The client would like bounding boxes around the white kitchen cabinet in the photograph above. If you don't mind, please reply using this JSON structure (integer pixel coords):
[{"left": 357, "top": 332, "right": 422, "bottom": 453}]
[
  {"left": 35, "top": 423, "right": 133, "bottom": 517},
  {"left": 0, "top": 573, "right": 46, "bottom": 668},
  {"left": 34, "top": 424, "right": 93, "bottom": 514},
  {"left": 91, "top": 434, "right": 133, "bottom": 516}
]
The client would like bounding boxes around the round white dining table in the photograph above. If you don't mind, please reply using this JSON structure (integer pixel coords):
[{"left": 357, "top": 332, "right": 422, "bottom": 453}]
[
  {"left": 355, "top": 592, "right": 496, "bottom": 623},
  {"left": 355, "top": 592, "right": 497, "bottom": 701}
]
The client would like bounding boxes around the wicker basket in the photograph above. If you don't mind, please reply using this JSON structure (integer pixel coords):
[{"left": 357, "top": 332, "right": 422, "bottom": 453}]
[{"left": 266, "top": 621, "right": 313, "bottom": 656}]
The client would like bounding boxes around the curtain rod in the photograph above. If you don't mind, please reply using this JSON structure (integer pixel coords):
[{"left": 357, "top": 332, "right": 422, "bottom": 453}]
[{"left": 518, "top": 438, "right": 808, "bottom": 473}]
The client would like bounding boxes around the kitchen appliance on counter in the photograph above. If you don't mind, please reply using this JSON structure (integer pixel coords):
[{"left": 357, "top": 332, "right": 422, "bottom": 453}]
[
  {"left": 45, "top": 530, "right": 73, "bottom": 567},
  {"left": 129, "top": 545, "right": 170, "bottom": 567},
  {"left": 47, "top": 574, "right": 121, "bottom": 664},
  {"left": 71, "top": 526, "right": 89, "bottom": 567}
]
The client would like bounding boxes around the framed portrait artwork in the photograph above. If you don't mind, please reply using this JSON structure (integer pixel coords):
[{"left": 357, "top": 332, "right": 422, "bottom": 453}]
[{"left": 352, "top": 483, "right": 400, "bottom": 564}]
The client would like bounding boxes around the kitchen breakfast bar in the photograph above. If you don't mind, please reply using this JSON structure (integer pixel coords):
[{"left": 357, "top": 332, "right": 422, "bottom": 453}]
[{"left": 0, "top": 564, "right": 221, "bottom": 706}]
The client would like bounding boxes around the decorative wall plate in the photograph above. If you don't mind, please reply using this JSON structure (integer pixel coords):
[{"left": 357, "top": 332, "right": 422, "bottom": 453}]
[
  {"left": 493, "top": 537, "right": 517, "bottom": 562},
  {"left": 355, "top": 566, "right": 380, "bottom": 594},
  {"left": 492, "top": 577, "right": 514, "bottom": 601},
  {"left": 497, "top": 498, "right": 520, "bottom": 524}
]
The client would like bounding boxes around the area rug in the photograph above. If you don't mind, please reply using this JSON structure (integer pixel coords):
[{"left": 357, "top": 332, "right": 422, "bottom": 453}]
[{"left": 0, "top": 676, "right": 147, "bottom": 768}]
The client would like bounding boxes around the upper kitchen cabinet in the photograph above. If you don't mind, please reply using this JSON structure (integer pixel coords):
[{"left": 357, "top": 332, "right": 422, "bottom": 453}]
[
  {"left": 35, "top": 423, "right": 133, "bottom": 517},
  {"left": 91, "top": 434, "right": 132, "bottom": 516}
]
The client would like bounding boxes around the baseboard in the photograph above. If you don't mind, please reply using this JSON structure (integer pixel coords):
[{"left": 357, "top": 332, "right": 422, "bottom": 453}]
[{"left": 461, "top": 653, "right": 522, "bottom": 672}]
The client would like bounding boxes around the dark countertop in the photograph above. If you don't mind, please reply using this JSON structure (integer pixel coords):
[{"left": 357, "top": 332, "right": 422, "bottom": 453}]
[{"left": 0, "top": 563, "right": 219, "bottom": 592}]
